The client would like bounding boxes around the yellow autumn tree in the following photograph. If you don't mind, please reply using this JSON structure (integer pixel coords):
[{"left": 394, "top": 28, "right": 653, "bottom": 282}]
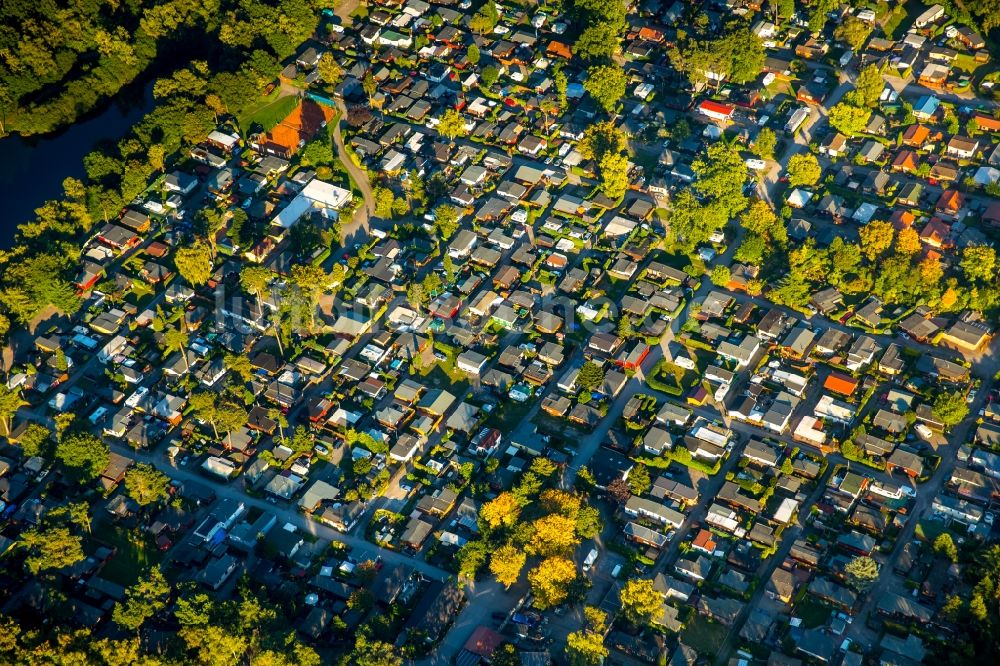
[
  {"left": 528, "top": 514, "right": 579, "bottom": 557},
  {"left": 858, "top": 219, "right": 894, "bottom": 262},
  {"left": 895, "top": 227, "right": 921, "bottom": 256},
  {"left": 539, "top": 489, "right": 581, "bottom": 518},
  {"left": 479, "top": 492, "right": 522, "bottom": 530},
  {"left": 619, "top": 578, "right": 663, "bottom": 626},
  {"left": 490, "top": 544, "right": 526, "bottom": 589},
  {"left": 527, "top": 557, "right": 577, "bottom": 608}
]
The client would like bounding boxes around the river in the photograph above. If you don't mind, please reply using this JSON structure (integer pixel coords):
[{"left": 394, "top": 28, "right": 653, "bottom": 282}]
[{"left": 0, "top": 83, "right": 156, "bottom": 249}]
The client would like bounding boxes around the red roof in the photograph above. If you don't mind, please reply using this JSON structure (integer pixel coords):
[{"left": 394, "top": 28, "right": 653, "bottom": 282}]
[
  {"left": 974, "top": 114, "right": 1000, "bottom": 132},
  {"left": 463, "top": 627, "right": 504, "bottom": 657},
  {"left": 693, "top": 528, "right": 717, "bottom": 552},
  {"left": 698, "top": 100, "right": 734, "bottom": 117},
  {"left": 824, "top": 372, "right": 859, "bottom": 396}
]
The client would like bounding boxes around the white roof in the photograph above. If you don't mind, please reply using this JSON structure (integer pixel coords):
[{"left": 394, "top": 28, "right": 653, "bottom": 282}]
[
  {"left": 787, "top": 189, "right": 812, "bottom": 207},
  {"left": 207, "top": 130, "right": 239, "bottom": 148},
  {"left": 271, "top": 196, "right": 313, "bottom": 229},
  {"left": 301, "top": 178, "right": 352, "bottom": 208},
  {"left": 604, "top": 215, "right": 637, "bottom": 237},
  {"left": 272, "top": 179, "right": 351, "bottom": 229}
]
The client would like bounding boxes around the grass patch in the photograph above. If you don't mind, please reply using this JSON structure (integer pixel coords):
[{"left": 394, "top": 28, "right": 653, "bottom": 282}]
[
  {"left": 484, "top": 396, "right": 534, "bottom": 431},
  {"left": 241, "top": 93, "right": 300, "bottom": 133},
  {"left": 681, "top": 615, "right": 729, "bottom": 657},
  {"left": 914, "top": 518, "right": 947, "bottom": 543},
  {"left": 794, "top": 596, "right": 832, "bottom": 629},
  {"left": 89, "top": 519, "right": 164, "bottom": 586}
]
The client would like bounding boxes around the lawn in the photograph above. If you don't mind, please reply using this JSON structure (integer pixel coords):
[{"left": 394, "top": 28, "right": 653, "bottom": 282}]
[
  {"left": 681, "top": 616, "right": 729, "bottom": 657},
  {"left": 915, "top": 518, "right": 948, "bottom": 543},
  {"left": 413, "top": 360, "right": 470, "bottom": 396},
  {"left": 483, "top": 395, "right": 534, "bottom": 431},
  {"left": 90, "top": 519, "right": 164, "bottom": 587},
  {"left": 794, "top": 596, "right": 832, "bottom": 629},
  {"left": 240, "top": 93, "right": 300, "bottom": 133}
]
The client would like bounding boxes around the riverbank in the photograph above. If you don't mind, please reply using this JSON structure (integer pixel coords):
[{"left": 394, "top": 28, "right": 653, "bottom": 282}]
[{"left": 0, "top": 82, "right": 156, "bottom": 248}]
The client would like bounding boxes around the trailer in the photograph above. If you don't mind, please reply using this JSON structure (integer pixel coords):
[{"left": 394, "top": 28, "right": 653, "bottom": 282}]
[
  {"left": 583, "top": 548, "right": 598, "bottom": 572},
  {"left": 785, "top": 107, "right": 810, "bottom": 134}
]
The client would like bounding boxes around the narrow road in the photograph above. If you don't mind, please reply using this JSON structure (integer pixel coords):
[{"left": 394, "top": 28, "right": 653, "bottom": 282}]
[
  {"left": 107, "top": 440, "right": 453, "bottom": 582},
  {"left": 333, "top": 98, "right": 376, "bottom": 243}
]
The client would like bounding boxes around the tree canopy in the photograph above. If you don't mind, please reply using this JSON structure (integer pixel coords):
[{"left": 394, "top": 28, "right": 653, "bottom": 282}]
[
  {"left": 124, "top": 463, "right": 171, "bottom": 506},
  {"left": 583, "top": 65, "right": 627, "bottom": 114},
  {"left": 785, "top": 153, "right": 821, "bottom": 188},
  {"left": 55, "top": 432, "right": 110, "bottom": 482}
]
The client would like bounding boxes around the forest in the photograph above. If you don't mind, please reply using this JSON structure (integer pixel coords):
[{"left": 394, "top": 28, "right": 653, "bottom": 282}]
[
  {"left": 0, "top": 0, "right": 339, "bottom": 334},
  {"left": 0, "top": 0, "right": 331, "bottom": 137}
]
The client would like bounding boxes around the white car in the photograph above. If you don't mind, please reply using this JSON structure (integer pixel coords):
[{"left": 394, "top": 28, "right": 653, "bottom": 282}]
[{"left": 493, "top": 24, "right": 509, "bottom": 34}]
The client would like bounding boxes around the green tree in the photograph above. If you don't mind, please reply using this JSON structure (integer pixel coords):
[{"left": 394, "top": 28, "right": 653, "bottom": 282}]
[
  {"left": 576, "top": 361, "right": 605, "bottom": 392},
  {"left": 786, "top": 153, "right": 821, "bottom": 188},
  {"left": 289, "top": 263, "right": 331, "bottom": 332},
  {"left": 18, "top": 423, "right": 52, "bottom": 458},
  {"left": 240, "top": 265, "right": 272, "bottom": 312},
  {"left": 48, "top": 501, "right": 92, "bottom": 534},
  {"left": 575, "top": 506, "right": 603, "bottom": 539},
  {"left": 480, "top": 65, "right": 500, "bottom": 89},
  {"left": 579, "top": 121, "right": 626, "bottom": 162},
  {"left": 619, "top": 578, "right": 662, "bottom": 625},
  {"left": 584, "top": 65, "right": 627, "bottom": 114},
  {"left": 467, "top": 44, "right": 480, "bottom": 66},
  {"left": 967, "top": 0, "right": 1000, "bottom": 32},
  {"left": 433, "top": 204, "right": 460, "bottom": 240},
  {"left": 934, "top": 533, "right": 959, "bottom": 562},
  {"left": 468, "top": 0, "right": 499, "bottom": 33},
  {"left": 55, "top": 432, "right": 110, "bottom": 482},
  {"left": 162, "top": 324, "right": 191, "bottom": 371},
  {"left": 961, "top": 245, "right": 996, "bottom": 283},
  {"left": 19, "top": 526, "right": 85, "bottom": 574},
  {"left": 317, "top": 52, "right": 342, "bottom": 85},
  {"left": 565, "top": 628, "right": 608, "bottom": 666},
  {"left": 834, "top": 15, "right": 872, "bottom": 51},
  {"left": 693, "top": 141, "right": 749, "bottom": 217},
  {"left": 174, "top": 241, "right": 213, "bottom": 287},
  {"left": 668, "top": 190, "right": 727, "bottom": 253},
  {"left": 932, "top": 391, "right": 969, "bottom": 428},
  {"left": 575, "top": 21, "right": 621, "bottom": 61},
  {"left": 844, "top": 555, "right": 879, "bottom": 592},
  {"left": 671, "top": 27, "right": 764, "bottom": 89},
  {"left": 112, "top": 567, "right": 170, "bottom": 631},
  {"left": 350, "top": 635, "right": 403, "bottom": 666},
  {"left": 124, "top": 463, "right": 170, "bottom": 506},
  {"left": 848, "top": 64, "right": 885, "bottom": 107},
  {"left": 710, "top": 264, "right": 731, "bottom": 287},
  {"left": 627, "top": 463, "right": 651, "bottom": 496},
  {"left": 457, "top": 540, "right": 490, "bottom": 578},
  {"left": 754, "top": 127, "right": 776, "bottom": 160},
  {"left": 0, "top": 385, "right": 23, "bottom": 436},
  {"left": 373, "top": 186, "right": 395, "bottom": 219},
  {"left": 599, "top": 152, "right": 629, "bottom": 199},
  {"left": 224, "top": 353, "right": 254, "bottom": 384},
  {"left": 828, "top": 103, "right": 870, "bottom": 137}
]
